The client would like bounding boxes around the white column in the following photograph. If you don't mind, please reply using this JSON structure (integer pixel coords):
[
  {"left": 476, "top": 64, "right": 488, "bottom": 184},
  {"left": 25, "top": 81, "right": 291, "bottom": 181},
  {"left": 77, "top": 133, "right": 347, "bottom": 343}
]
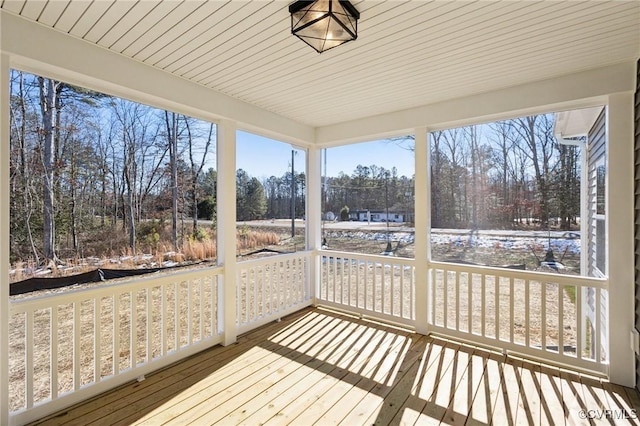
[
  {"left": 606, "top": 93, "right": 635, "bottom": 387},
  {"left": 306, "top": 146, "right": 322, "bottom": 304},
  {"left": 217, "top": 120, "right": 237, "bottom": 346},
  {"left": 414, "top": 128, "right": 429, "bottom": 335},
  {"left": 1, "top": 52, "right": 10, "bottom": 426}
]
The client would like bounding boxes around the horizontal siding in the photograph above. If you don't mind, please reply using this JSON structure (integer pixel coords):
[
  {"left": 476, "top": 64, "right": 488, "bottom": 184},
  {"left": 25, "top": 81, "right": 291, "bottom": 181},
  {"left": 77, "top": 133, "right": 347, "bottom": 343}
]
[
  {"left": 588, "top": 109, "right": 606, "bottom": 277},
  {"left": 635, "top": 59, "right": 640, "bottom": 391}
]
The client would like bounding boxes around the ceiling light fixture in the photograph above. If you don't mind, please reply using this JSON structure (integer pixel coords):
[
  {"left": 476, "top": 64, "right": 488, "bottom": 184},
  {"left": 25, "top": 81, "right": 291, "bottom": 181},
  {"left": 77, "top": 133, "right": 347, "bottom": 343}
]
[{"left": 289, "top": 1, "right": 360, "bottom": 53}]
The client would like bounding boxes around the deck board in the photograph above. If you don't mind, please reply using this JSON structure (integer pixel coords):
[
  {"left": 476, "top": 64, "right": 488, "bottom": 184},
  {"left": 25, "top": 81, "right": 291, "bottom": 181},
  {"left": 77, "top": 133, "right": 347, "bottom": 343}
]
[{"left": 29, "top": 307, "right": 640, "bottom": 426}]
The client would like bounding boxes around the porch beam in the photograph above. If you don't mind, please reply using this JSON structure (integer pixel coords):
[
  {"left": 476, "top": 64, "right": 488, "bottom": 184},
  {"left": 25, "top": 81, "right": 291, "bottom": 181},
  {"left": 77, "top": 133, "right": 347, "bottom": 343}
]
[
  {"left": 414, "top": 128, "right": 429, "bottom": 334},
  {"left": 0, "top": 52, "right": 9, "bottom": 426},
  {"left": 0, "top": 11, "right": 313, "bottom": 147},
  {"left": 317, "top": 62, "right": 636, "bottom": 146},
  {"left": 607, "top": 92, "right": 635, "bottom": 387},
  {"left": 217, "top": 120, "right": 237, "bottom": 346}
]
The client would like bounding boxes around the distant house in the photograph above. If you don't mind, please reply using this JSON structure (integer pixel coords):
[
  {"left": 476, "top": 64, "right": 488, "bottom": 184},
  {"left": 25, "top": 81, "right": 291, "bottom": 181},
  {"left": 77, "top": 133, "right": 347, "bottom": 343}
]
[{"left": 348, "top": 210, "right": 408, "bottom": 223}]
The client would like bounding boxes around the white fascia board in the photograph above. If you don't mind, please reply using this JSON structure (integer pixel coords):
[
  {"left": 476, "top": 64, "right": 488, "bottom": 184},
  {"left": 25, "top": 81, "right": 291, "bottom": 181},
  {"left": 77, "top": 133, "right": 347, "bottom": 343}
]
[
  {"left": 0, "top": 11, "right": 314, "bottom": 146},
  {"left": 554, "top": 106, "right": 605, "bottom": 139},
  {"left": 317, "top": 61, "right": 636, "bottom": 145}
]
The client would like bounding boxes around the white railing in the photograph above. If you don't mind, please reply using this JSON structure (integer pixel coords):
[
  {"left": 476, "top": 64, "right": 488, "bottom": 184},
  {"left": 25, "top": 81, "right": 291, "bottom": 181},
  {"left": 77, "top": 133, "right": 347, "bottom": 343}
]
[
  {"left": 429, "top": 261, "right": 608, "bottom": 375},
  {"left": 318, "top": 250, "right": 416, "bottom": 327},
  {"left": 237, "top": 251, "right": 312, "bottom": 334},
  {"left": 7, "top": 250, "right": 611, "bottom": 424},
  {"left": 9, "top": 267, "right": 222, "bottom": 425}
]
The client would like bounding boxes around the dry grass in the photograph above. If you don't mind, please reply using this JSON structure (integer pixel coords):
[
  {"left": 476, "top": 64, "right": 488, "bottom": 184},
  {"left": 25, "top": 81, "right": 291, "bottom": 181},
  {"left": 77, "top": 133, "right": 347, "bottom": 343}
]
[{"left": 10, "top": 229, "right": 282, "bottom": 284}]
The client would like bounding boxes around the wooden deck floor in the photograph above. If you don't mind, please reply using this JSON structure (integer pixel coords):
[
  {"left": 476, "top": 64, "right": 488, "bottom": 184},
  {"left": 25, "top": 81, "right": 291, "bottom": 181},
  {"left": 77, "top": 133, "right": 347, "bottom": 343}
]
[{"left": 32, "top": 307, "right": 640, "bottom": 425}]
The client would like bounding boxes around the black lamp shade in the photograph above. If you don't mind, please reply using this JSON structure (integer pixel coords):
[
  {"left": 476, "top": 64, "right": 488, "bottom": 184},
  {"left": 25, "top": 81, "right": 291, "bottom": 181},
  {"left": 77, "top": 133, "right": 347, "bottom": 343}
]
[{"left": 289, "top": 1, "right": 359, "bottom": 53}]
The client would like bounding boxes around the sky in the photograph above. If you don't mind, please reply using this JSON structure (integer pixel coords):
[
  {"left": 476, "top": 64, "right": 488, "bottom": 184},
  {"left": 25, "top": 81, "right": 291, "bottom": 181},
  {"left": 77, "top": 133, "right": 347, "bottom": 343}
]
[{"left": 236, "top": 131, "right": 416, "bottom": 180}]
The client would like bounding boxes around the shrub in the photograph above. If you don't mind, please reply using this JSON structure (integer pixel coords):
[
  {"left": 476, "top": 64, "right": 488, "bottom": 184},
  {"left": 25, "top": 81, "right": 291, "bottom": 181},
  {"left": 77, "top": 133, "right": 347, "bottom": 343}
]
[{"left": 340, "top": 205, "right": 350, "bottom": 221}]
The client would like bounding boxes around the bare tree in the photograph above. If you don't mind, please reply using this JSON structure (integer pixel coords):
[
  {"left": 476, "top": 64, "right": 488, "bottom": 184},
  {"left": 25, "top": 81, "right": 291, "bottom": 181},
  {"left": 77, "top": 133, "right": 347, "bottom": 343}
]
[
  {"left": 185, "top": 120, "right": 213, "bottom": 235},
  {"left": 511, "top": 114, "right": 557, "bottom": 224},
  {"left": 38, "top": 77, "right": 62, "bottom": 262},
  {"left": 165, "top": 111, "right": 179, "bottom": 250}
]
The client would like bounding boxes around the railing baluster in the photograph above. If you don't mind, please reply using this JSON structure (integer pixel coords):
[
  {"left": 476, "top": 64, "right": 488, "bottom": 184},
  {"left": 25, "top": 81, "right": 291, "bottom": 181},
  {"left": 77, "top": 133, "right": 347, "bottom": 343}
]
[
  {"left": 348, "top": 256, "right": 352, "bottom": 307},
  {"left": 400, "top": 265, "right": 404, "bottom": 318},
  {"left": 455, "top": 271, "right": 460, "bottom": 331},
  {"left": 332, "top": 257, "right": 337, "bottom": 303},
  {"left": 373, "top": 261, "right": 377, "bottom": 312},
  {"left": 356, "top": 258, "right": 361, "bottom": 309},
  {"left": 558, "top": 284, "right": 564, "bottom": 355},
  {"left": 596, "top": 288, "right": 602, "bottom": 363},
  {"left": 253, "top": 267, "right": 258, "bottom": 321},
  {"left": 467, "top": 273, "right": 472, "bottom": 333},
  {"left": 199, "top": 279, "right": 204, "bottom": 342},
  {"left": 364, "top": 260, "right": 369, "bottom": 311},
  {"left": 481, "top": 274, "right": 486, "bottom": 337},
  {"left": 271, "top": 261, "right": 276, "bottom": 312},
  {"left": 174, "top": 282, "right": 180, "bottom": 351},
  {"left": 52, "top": 306, "right": 59, "bottom": 398},
  {"left": 288, "top": 260, "right": 293, "bottom": 306},
  {"left": 146, "top": 288, "right": 152, "bottom": 362},
  {"left": 576, "top": 286, "right": 583, "bottom": 360},
  {"left": 509, "top": 277, "right": 514, "bottom": 343},
  {"left": 411, "top": 266, "right": 415, "bottom": 320},
  {"left": 131, "top": 292, "right": 137, "bottom": 368},
  {"left": 495, "top": 275, "right": 499, "bottom": 341},
  {"left": 162, "top": 285, "right": 167, "bottom": 357},
  {"left": 114, "top": 294, "right": 120, "bottom": 376},
  {"left": 391, "top": 264, "right": 395, "bottom": 316},
  {"left": 93, "top": 300, "right": 99, "bottom": 383},
  {"left": 364, "top": 260, "right": 370, "bottom": 310},
  {"left": 74, "top": 301, "right": 81, "bottom": 390},
  {"left": 430, "top": 268, "right": 436, "bottom": 325},
  {"left": 443, "top": 269, "right": 448, "bottom": 329},
  {"left": 26, "top": 310, "right": 33, "bottom": 408},
  {"left": 525, "top": 279, "right": 530, "bottom": 348},
  {"left": 277, "top": 261, "right": 282, "bottom": 311},
  {"left": 541, "top": 282, "right": 547, "bottom": 352},
  {"left": 381, "top": 262, "right": 386, "bottom": 315},
  {"left": 284, "top": 259, "right": 293, "bottom": 308},
  {"left": 188, "top": 281, "right": 193, "bottom": 346},
  {"left": 261, "top": 265, "right": 266, "bottom": 316}
]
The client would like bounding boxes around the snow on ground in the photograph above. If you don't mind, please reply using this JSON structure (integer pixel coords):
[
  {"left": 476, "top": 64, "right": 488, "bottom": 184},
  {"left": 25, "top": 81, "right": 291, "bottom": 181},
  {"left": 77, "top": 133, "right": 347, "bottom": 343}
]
[{"left": 325, "top": 229, "right": 581, "bottom": 254}]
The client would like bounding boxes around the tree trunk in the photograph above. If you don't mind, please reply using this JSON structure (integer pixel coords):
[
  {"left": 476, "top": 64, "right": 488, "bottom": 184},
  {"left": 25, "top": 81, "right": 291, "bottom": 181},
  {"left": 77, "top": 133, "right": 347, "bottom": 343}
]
[
  {"left": 38, "top": 77, "right": 59, "bottom": 262},
  {"left": 165, "top": 111, "right": 179, "bottom": 250}
]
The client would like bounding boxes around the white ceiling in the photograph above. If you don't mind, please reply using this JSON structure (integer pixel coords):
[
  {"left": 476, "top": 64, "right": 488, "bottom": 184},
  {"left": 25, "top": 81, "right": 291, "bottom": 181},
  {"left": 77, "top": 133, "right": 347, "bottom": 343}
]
[{"left": 1, "top": 0, "right": 639, "bottom": 129}]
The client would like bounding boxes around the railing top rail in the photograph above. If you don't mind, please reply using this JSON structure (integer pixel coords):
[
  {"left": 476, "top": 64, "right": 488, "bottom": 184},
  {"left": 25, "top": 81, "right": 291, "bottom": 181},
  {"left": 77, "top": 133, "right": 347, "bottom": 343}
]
[
  {"left": 237, "top": 251, "right": 311, "bottom": 269},
  {"left": 10, "top": 265, "right": 224, "bottom": 313},
  {"left": 429, "top": 260, "right": 607, "bottom": 288},
  {"left": 317, "top": 249, "right": 415, "bottom": 266}
]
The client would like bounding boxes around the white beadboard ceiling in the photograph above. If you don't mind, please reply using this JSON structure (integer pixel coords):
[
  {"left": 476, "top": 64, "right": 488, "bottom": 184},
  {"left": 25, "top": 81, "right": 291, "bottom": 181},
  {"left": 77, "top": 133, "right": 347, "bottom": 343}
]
[{"left": 1, "top": 0, "right": 639, "bottom": 128}]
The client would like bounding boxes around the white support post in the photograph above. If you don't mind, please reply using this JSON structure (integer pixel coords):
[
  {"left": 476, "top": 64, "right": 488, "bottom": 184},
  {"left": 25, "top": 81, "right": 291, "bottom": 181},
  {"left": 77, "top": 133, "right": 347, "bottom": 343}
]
[
  {"left": 217, "top": 120, "right": 237, "bottom": 346},
  {"left": 414, "top": 128, "right": 429, "bottom": 335},
  {"left": 1, "top": 52, "right": 10, "bottom": 426},
  {"left": 306, "top": 146, "right": 322, "bottom": 304},
  {"left": 606, "top": 93, "right": 635, "bottom": 387}
]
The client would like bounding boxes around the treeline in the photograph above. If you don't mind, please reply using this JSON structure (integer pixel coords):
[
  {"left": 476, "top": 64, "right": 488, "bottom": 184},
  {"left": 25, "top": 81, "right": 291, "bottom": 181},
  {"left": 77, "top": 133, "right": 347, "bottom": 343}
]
[
  {"left": 9, "top": 71, "right": 216, "bottom": 263},
  {"left": 8, "top": 71, "right": 306, "bottom": 264},
  {"left": 322, "top": 115, "right": 580, "bottom": 230},
  {"left": 429, "top": 117, "right": 580, "bottom": 229},
  {"left": 8, "top": 71, "right": 579, "bottom": 265},
  {"left": 323, "top": 166, "right": 413, "bottom": 219}
]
